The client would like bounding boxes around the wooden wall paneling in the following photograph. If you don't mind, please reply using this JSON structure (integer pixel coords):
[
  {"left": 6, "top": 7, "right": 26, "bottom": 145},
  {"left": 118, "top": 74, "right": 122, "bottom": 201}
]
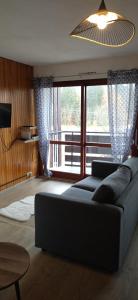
[{"left": 0, "top": 58, "right": 38, "bottom": 191}]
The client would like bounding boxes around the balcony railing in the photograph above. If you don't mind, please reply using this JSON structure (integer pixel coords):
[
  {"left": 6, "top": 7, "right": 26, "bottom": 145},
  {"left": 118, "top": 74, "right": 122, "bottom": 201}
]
[{"left": 49, "top": 131, "right": 112, "bottom": 174}]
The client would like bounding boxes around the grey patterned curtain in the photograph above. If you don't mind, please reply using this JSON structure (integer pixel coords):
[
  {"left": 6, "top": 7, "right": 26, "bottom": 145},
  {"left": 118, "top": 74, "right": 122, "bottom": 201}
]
[
  {"left": 108, "top": 69, "right": 138, "bottom": 162},
  {"left": 33, "top": 77, "right": 53, "bottom": 176}
]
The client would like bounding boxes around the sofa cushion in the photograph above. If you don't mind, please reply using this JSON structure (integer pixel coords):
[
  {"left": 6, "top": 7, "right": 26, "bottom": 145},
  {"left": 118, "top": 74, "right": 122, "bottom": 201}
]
[
  {"left": 92, "top": 166, "right": 131, "bottom": 204},
  {"left": 122, "top": 157, "right": 138, "bottom": 178},
  {"left": 72, "top": 176, "right": 101, "bottom": 192}
]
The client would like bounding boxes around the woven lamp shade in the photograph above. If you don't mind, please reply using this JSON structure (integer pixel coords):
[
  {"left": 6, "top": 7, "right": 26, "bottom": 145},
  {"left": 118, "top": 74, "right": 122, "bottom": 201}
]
[{"left": 70, "top": 1, "right": 135, "bottom": 47}]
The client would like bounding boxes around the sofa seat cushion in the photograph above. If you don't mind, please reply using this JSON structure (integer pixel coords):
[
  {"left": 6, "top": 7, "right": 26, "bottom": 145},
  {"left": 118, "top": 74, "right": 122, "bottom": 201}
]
[
  {"left": 92, "top": 166, "right": 131, "bottom": 204},
  {"left": 62, "top": 187, "right": 94, "bottom": 204},
  {"left": 72, "top": 176, "right": 102, "bottom": 192}
]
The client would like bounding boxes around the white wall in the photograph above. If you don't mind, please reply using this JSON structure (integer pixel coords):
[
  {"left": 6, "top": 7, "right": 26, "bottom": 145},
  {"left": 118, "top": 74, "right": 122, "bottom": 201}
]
[{"left": 34, "top": 54, "right": 138, "bottom": 82}]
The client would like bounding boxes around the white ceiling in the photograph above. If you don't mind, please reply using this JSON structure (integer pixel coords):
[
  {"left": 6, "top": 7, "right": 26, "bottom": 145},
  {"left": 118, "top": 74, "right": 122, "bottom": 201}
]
[{"left": 0, "top": 0, "right": 138, "bottom": 66}]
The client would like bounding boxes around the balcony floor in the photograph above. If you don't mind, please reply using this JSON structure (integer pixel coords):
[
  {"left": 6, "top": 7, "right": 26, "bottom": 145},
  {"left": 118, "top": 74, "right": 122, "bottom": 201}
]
[{"left": 50, "top": 166, "right": 91, "bottom": 175}]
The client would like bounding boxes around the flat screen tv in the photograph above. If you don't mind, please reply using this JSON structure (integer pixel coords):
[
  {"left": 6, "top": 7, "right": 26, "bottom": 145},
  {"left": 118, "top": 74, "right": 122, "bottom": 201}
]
[{"left": 0, "top": 103, "right": 12, "bottom": 128}]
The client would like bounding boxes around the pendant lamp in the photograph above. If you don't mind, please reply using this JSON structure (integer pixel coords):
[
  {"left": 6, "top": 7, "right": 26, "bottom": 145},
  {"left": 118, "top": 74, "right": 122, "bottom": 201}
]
[{"left": 70, "top": 0, "right": 135, "bottom": 47}]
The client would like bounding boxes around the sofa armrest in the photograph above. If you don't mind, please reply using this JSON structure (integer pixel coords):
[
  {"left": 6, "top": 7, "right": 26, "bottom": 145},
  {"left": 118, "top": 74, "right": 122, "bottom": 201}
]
[{"left": 92, "top": 160, "right": 120, "bottom": 178}]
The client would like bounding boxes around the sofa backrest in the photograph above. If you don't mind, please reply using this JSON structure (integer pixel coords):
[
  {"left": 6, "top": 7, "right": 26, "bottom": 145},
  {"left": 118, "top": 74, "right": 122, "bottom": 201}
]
[
  {"left": 92, "top": 157, "right": 138, "bottom": 205},
  {"left": 122, "top": 157, "right": 138, "bottom": 178},
  {"left": 92, "top": 160, "right": 120, "bottom": 178}
]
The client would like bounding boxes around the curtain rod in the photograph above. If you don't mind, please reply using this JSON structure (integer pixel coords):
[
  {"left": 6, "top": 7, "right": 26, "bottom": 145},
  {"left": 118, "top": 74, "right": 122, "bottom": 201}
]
[
  {"left": 35, "top": 69, "right": 136, "bottom": 79},
  {"left": 53, "top": 69, "right": 138, "bottom": 78},
  {"left": 54, "top": 72, "right": 107, "bottom": 78},
  {"left": 35, "top": 72, "right": 107, "bottom": 79}
]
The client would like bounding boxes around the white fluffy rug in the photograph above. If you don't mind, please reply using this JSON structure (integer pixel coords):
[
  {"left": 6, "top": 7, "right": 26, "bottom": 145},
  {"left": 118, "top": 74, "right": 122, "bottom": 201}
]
[{"left": 0, "top": 196, "right": 35, "bottom": 222}]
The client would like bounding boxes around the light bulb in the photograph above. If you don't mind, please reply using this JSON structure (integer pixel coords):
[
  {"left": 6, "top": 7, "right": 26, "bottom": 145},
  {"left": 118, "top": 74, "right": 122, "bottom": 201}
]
[
  {"left": 87, "top": 14, "right": 99, "bottom": 24},
  {"left": 97, "top": 15, "right": 107, "bottom": 29},
  {"left": 87, "top": 11, "right": 118, "bottom": 30},
  {"left": 106, "top": 12, "right": 118, "bottom": 22}
]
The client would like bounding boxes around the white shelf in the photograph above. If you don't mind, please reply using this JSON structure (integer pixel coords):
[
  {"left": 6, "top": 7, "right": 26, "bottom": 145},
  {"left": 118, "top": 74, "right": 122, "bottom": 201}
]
[
  {"left": 17, "top": 138, "right": 39, "bottom": 144},
  {"left": 21, "top": 126, "right": 37, "bottom": 130}
]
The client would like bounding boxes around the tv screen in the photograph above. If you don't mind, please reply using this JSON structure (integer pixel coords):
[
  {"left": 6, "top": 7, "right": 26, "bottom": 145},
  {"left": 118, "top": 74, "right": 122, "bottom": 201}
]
[{"left": 0, "top": 103, "right": 12, "bottom": 128}]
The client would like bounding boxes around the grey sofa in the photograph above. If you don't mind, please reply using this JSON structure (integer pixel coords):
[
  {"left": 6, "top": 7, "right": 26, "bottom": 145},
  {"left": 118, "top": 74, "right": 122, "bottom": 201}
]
[{"left": 35, "top": 157, "right": 138, "bottom": 272}]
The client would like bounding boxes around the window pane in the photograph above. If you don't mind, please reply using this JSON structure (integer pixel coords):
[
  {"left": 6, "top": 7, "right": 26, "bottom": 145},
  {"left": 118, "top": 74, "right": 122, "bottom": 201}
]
[
  {"left": 49, "top": 144, "right": 81, "bottom": 174},
  {"left": 86, "top": 85, "right": 109, "bottom": 143},
  {"left": 50, "top": 87, "right": 81, "bottom": 141},
  {"left": 86, "top": 146, "right": 113, "bottom": 175}
]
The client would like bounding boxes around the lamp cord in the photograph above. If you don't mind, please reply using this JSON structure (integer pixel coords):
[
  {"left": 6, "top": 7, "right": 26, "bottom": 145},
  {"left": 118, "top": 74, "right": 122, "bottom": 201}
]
[{"left": 0, "top": 132, "right": 17, "bottom": 152}]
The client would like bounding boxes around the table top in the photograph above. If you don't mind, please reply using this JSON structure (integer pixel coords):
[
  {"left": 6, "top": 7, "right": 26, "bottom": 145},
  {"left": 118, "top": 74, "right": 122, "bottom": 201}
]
[{"left": 0, "top": 242, "right": 30, "bottom": 290}]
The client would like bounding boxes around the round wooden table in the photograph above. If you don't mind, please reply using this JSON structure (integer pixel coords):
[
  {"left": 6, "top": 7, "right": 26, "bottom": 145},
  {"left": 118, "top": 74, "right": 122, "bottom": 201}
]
[{"left": 0, "top": 243, "right": 30, "bottom": 300}]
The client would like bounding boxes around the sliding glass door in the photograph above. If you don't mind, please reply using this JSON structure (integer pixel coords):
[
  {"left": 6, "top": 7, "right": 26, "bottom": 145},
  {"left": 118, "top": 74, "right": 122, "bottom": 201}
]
[
  {"left": 49, "top": 85, "right": 82, "bottom": 178},
  {"left": 49, "top": 79, "right": 112, "bottom": 179}
]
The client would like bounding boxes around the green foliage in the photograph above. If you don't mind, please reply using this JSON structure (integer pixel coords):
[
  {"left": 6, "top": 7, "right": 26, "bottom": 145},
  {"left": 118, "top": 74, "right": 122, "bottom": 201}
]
[
  {"left": 87, "top": 86, "right": 108, "bottom": 129},
  {"left": 59, "top": 86, "right": 109, "bottom": 131},
  {"left": 60, "top": 87, "right": 80, "bottom": 127}
]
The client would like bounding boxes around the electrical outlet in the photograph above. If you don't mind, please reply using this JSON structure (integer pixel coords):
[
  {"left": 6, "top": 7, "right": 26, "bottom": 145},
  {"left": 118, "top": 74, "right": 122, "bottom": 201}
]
[{"left": 26, "top": 171, "right": 32, "bottom": 177}]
